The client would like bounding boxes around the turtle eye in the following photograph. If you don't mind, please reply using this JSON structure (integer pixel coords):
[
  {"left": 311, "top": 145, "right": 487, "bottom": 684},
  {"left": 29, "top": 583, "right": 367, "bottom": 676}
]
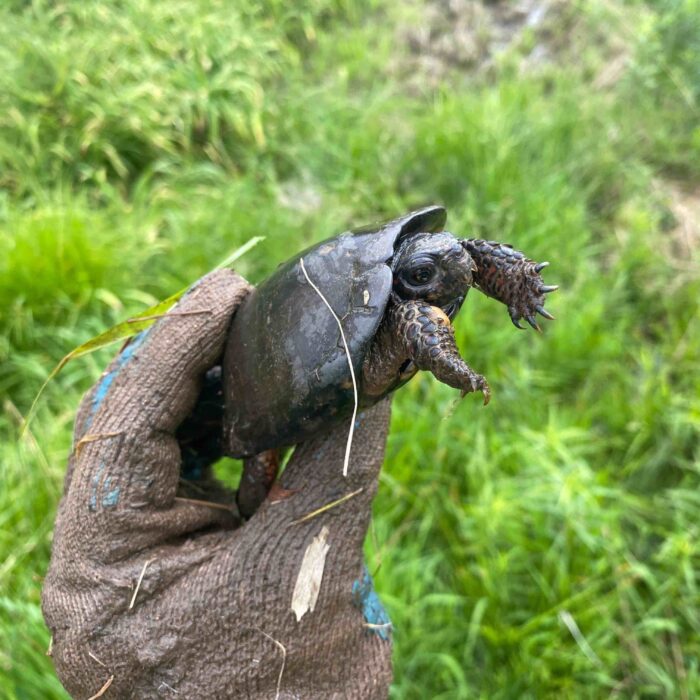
[{"left": 406, "top": 265, "right": 436, "bottom": 286}]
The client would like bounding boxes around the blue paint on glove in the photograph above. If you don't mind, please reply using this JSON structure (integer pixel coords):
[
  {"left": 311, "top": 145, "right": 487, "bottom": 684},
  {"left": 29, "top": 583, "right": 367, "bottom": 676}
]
[
  {"left": 352, "top": 565, "right": 392, "bottom": 640},
  {"left": 86, "top": 330, "right": 149, "bottom": 427}
]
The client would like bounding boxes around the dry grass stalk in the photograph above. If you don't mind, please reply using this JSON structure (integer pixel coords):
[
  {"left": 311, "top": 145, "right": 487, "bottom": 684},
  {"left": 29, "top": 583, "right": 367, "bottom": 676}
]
[
  {"left": 299, "top": 257, "right": 358, "bottom": 477},
  {"left": 129, "top": 558, "right": 156, "bottom": 610},
  {"left": 87, "top": 650, "right": 107, "bottom": 668},
  {"left": 174, "top": 496, "right": 234, "bottom": 512},
  {"left": 74, "top": 432, "right": 123, "bottom": 458},
  {"left": 87, "top": 675, "right": 114, "bottom": 700},
  {"left": 256, "top": 628, "right": 287, "bottom": 700},
  {"left": 290, "top": 487, "right": 364, "bottom": 526},
  {"left": 5, "top": 399, "right": 52, "bottom": 474}
]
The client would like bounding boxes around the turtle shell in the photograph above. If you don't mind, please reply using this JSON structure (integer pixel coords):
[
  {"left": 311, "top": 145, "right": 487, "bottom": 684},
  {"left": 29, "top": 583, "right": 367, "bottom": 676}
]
[{"left": 223, "top": 205, "right": 447, "bottom": 457}]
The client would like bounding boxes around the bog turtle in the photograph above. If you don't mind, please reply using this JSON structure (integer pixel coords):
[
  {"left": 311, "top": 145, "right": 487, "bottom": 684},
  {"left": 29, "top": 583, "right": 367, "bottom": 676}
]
[{"left": 208, "top": 205, "right": 557, "bottom": 517}]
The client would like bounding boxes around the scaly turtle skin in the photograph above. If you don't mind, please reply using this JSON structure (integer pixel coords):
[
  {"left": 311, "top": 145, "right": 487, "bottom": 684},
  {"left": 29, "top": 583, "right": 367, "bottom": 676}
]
[
  {"left": 363, "top": 301, "right": 491, "bottom": 404},
  {"left": 358, "top": 230, "right": 558, "bottom": 409},
  {"left": 361, "top": 231, "right": 489, "bottom": 404},
  {"left": 178, "top": 207, "right": 557, "bottom": 518},
  {"left": 463, "top": 238, "right": 557, "bottom": 331}
]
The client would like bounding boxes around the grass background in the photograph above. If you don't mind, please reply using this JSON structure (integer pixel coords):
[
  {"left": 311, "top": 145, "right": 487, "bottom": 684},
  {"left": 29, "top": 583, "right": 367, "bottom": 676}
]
[{"left": 1, "top": 0, "right": 699, "bottom": 697}]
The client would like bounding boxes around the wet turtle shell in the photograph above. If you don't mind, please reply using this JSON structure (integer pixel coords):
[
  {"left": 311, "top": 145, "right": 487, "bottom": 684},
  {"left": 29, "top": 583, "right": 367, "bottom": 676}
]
[{"left": 223, "top": 205, "right": 447, "bottom": 457}]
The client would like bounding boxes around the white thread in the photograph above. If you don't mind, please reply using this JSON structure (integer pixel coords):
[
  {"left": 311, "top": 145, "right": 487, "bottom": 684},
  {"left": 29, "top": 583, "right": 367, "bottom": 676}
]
[{"left": 299, "top": 258, "right": 358, "bottom": 477}]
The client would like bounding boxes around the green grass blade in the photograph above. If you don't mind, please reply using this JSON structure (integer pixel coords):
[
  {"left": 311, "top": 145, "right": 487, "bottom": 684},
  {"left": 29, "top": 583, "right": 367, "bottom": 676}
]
[{"left": 20, "top": 236, "right": 264, "bottom": 435}]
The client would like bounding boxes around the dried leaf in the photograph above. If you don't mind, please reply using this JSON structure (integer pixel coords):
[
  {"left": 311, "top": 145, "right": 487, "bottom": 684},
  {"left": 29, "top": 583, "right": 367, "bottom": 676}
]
[{"left": 291, "top": 525, "right": 330, "bottom": 622}]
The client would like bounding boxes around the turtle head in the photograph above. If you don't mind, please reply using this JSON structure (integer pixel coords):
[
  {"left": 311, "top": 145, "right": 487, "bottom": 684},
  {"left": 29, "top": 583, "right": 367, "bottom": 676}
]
[{"left": 392, "top": 232, "right": 475, "bottom": 318}]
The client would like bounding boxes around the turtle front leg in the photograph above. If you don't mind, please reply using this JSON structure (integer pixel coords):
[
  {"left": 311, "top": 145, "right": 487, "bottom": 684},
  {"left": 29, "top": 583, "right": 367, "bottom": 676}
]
[
  {"left": 461, "top": 239, "right": 558, "bottom": 331},
  {"left": 394, "top": 301, "right": 491, "bottom": 405}
]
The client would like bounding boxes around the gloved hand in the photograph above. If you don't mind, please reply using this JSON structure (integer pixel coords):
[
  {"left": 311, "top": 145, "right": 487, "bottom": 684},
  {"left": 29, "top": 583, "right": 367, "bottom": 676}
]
[{"left": 42, "top": 270, "right": 393, "bottom": 699}]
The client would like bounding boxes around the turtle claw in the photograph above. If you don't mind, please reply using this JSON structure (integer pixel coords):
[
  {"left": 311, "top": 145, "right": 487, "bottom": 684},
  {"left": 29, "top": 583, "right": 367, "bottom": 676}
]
[
  {"left": 505, "top": 263, "right": 557, "bottom": 332},
  {"left": 476, "top": 376, "right": 491, "bottom": 405},
  {"left": 459, "top": 375, "right": 491, "bottom": 405},
  {"left": 525, "top": 315, "right": 541, "bottom": 332},
  {"left": 509, "top": 308, "right": 525, "bottom": 330},
  {"left": 462, "top": 238, "right": 557, "bottom": 331},
  {"left": 536, "top": 304, "right": 555, "bottom": 320}
]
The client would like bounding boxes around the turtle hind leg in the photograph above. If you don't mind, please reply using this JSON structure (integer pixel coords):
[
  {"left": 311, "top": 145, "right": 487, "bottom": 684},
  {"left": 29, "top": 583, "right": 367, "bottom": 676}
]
[
  {"left": 237, "top": 449, "right": 280, "bottom": 519},
  {"left": 394, "top": 300, "right": 491, "bottom": 405}
]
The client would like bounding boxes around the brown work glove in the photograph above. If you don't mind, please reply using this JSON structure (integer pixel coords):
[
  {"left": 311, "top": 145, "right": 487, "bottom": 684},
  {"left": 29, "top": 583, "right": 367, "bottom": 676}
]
[{"left": 42, "top": 270, "right": 393, "bottom": 699}]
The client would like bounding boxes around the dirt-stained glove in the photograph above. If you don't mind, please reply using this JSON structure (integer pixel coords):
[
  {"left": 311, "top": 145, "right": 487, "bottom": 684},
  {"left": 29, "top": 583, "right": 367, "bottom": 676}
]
[{"left": 42, "top": 269, "right": 394, "bottom": 699}]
